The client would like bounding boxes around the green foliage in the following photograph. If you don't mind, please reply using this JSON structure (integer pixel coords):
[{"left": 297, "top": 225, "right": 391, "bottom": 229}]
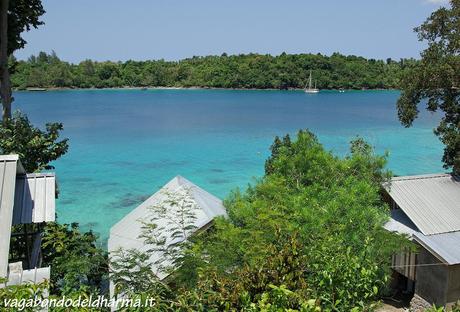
[
  {"left": 185, "top": 231, "right": 318, "bottom": 311},
  {"left": 0, "top": 280, "right": 48, "bottom": 312},
  {"left": 11, "top": 51, "right": 408, "bottom": 90},
  {"left": 425, "top": 301, "right": 460, "bottom": 312},
  {"left": 240, "top": 285, "right": 321, "bottom": 312},
  {"left": 0, "top": 280, "right": 105, "bottom": 312},
  {"left": 265, "top": 134, "right": 291, "bottom": 175},
  {"left": 6, "top": 0, "right": 45, "bottom": 56},
  {"left": 111, "top": 130, "right": 410, "bottom": 311},
  {"left": 307, "top": 238, "right": 385, "bottom": 311},
  {"left": 426, "top": 306, "right": 445, "bottom": 312},
  {"left": 138, "top": 188, "right": 199, "bottom": 276},
  {"left": 110, "top": 248, "right": 165, "bottom": 297},
  {"left": 397, "top": 0, "right": 460, "bottom": 174},
  {"left": 110, "top": 189, "right": 201, "bottom": 307},
  {"left": 41, "top": 222, "right": 108, "bottom": 296},
  {"left": 0, "top": 111, "right": 68, "bottom": 172},
  {"left": 184, "top": 130, "right": 409, "bottom": 311},
  {"left": 110, "top": 189, "right": 226, "bottom": 312},
  {"left": 3, "top": 131, "right": 410, "bottom": 311},
  {"left": 1, "top": 130, "right": 411, "bottom": 311},
  {"left": 1, "top": 0, "right": 46, "bottom": 121},
  {"left": 113, "top": 233, "right": 321, "bottom": 311}
]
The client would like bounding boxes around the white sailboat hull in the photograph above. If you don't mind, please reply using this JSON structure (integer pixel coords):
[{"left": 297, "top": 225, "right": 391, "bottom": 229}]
[{"left": 304, "top": 70, "right": 320, "bottom": 93}]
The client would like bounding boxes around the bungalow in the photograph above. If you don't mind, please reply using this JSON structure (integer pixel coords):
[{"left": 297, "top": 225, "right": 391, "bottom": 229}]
[
  {"left": 108, "top": 175, "right": 227, "bottom": 297},
  {"left": 383, "top": 173, "right": 460, "bottom": 308},
  {"left": 0, "top": 154, "right": 57, "bottom": 287}
]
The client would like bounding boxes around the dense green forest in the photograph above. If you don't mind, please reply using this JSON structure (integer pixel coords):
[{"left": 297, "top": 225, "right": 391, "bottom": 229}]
[{"left": 11, "top": 51, "right": 415, "bottom": 90}]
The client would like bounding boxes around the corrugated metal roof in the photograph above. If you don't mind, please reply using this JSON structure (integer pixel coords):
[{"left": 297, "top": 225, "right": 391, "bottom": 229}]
[
  {"left": 384, "top": 174, "right": 460, "bottom": 235},
  {"left": 0, "top": 155, "right": 20, "bottom": 278},
  {"left": 109, "top": 176, "right": 227, "bottom": 280},
  {"left": 385, "top": 210, "right": 460, "bottom": 265},
  {"left": 13, "top": 173, "right": 56, "bottom": 225},
  {"left": 0, "top": 155, "right": 57, "bottom": 279},
  {"left": 413, "top": 231, "right": 460, "bottom": 265},
  {"left": 384, "top": 209, "right": 418, "bottom": 236}
]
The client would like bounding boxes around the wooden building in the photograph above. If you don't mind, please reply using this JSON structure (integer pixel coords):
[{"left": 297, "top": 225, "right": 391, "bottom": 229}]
[
  {"left": 384, "top": 173, "right": 460, "bottom": 307},
  {"left": 0, "top": 155, "right": 56, "bottom": 287}
]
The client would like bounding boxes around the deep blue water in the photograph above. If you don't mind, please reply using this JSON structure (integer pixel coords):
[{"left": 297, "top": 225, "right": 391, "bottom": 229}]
[{"left": 13, "top": 89, "right": 444, "bottom": 242}]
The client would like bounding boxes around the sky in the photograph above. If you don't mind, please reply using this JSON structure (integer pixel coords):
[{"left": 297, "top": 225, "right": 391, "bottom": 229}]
[{"left": 14, "top": 0, "right": 450, "bottom": 63}]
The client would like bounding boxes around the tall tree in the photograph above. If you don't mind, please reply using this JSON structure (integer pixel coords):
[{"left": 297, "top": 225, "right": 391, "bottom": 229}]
[
  {"left": 0, "top": 0, "right": 11, "bottom": 121},
  {"left": 0, "top": 0, "right": 44, "bottom": 121},
  {"left": 397, "top": 0, "right": 460, "bottom": 174}
]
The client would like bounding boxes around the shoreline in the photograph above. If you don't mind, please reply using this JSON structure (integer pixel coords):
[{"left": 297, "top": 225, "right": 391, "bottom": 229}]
[{"left": 17, "top": 86, "right": 400, "bottom": 92}]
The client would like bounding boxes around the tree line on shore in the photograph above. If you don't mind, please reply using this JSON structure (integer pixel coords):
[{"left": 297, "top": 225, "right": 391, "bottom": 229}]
[{"left": 11, "top": 51, "right": 415, "bottom": 90}]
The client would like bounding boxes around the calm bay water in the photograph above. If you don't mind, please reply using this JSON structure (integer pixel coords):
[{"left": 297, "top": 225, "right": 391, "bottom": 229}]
[{"left": 13, "top": 89, "right": 444, "bottom": 242}]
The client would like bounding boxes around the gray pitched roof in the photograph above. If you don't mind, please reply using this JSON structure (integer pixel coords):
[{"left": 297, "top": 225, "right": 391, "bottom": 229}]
[
  {"left": 386, "top": 209, "right": 460, "bottom": 265},
  {"left": 413, "top": 231, "right": 460, "bottom": 265},
  {"left": 384, "top": 174, "right": 460, "bottom": 235},
  {"left": 384, "top": 209, "right": 418, "bottom": 236},
  {"left": 109, "top": 176, "right": 227, "bottom": 280}
]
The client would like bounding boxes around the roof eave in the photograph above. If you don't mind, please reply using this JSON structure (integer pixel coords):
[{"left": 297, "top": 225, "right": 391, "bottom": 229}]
[{"left": 412, "top": 235, "right": 452, "bottom": 265}]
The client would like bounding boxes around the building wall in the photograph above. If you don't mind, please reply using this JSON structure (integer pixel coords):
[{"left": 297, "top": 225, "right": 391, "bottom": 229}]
[
  {"left": 415, "top": 248, "right": 449, "bottom": 306},
  {"left": 447, "top": 264, "right": 460, "bottom": 305},
  {"left": 414, "top": 248, "right": 460, "bottom": 306},
  {"left": 392, "top": 250, "right": 416, "bottom": 282}
]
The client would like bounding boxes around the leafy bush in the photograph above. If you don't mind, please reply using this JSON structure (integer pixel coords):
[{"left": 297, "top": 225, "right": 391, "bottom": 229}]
[
  {"left": 0, "top": 111, "right": 68, "bottom": 172},
  {"left": 190, "top": 130, "right": 409, "bottom": 311},
  {"left": 41, "top": 223, "right": 108, "bottom": 296},
  {"left": 0, "top": 280, "right": 49, "bottom": 312},
  {"left": 425, "top": 301, "right": 460, "bottom": 312}
]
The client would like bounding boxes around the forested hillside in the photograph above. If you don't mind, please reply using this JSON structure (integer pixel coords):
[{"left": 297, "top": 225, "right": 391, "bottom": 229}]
[{"left": 11, "top": 51, "right": 415, "bottom": 90}]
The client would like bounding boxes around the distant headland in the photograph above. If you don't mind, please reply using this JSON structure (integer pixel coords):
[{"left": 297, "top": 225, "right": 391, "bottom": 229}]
[{"left": 12, "top": 51, "right": 416, "bottom": 91}]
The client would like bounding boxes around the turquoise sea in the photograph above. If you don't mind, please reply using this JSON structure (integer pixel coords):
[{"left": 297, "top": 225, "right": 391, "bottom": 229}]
[{"left": 13, "top": 89, "right": 444, "bottom": 242}]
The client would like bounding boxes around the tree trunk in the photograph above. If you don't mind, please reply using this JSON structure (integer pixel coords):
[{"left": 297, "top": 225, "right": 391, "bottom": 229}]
[{"left": 0, "top": 0, "right": 12, "bottom": 122}]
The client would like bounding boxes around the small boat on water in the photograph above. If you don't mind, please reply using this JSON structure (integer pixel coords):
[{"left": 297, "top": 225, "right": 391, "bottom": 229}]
[
  {"left": 304, "top": 71, "right": 319, "bottom": 94},
  {"left": 339, "top": 88, "right": 345, "bottom": 93},
  {"left": 26, "top": 87, "right": 47, "bottom": 92}
]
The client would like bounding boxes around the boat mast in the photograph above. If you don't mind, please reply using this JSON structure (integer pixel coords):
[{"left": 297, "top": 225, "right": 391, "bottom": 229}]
[{"left": 309, "top": 71, "right": 313, "bottom": 90}]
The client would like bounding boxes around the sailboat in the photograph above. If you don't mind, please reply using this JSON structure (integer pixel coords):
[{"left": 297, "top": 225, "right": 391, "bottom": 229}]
[{"left": 304, "top": 71, "right": 319, "bottom": 93}]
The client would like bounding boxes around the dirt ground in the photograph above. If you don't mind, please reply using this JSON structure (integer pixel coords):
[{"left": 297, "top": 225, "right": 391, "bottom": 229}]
[
  {"left": 376, "top": 295, "right": 412, "bottom": 312},
  {"left": 376, "top": 303, "right": 408, "bottom": 312}
]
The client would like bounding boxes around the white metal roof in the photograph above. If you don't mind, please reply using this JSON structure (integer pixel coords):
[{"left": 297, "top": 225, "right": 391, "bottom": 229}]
[
  {"left": 384, "top": 174, "right": 460, "bottom": 235},
  {"left": 0, "top": 155, "right": 20, "bottom": 278},
  {"left": 13, "top": 173, "right": 56, "bottom": 225},
  {"left": 0, "top": 155, "right": 57, "bottom": 279},
  {"left": 109, "top": 176, "right": 227, "bottom": 280}
]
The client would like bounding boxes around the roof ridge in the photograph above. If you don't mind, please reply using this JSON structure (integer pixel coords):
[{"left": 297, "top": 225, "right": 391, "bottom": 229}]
[
  {"left": 0, "top": 155, "right": 19, "bottom": 161},
  {"left": 175, "top": 175, "right": 223, "bottom": 201},
  {"left": 392, "top": 173, "right": 452, "bottom": 182}
]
